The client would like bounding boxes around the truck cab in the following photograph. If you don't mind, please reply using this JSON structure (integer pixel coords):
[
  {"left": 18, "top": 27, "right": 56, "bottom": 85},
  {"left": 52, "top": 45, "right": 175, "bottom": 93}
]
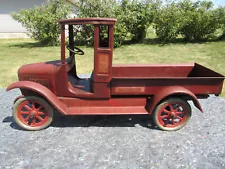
[
  {"left": 17, "top": 18, "right": 116, "bottom": 99},
  {"left": 59, "top": 18, "right": 116, "bottom": 99}
]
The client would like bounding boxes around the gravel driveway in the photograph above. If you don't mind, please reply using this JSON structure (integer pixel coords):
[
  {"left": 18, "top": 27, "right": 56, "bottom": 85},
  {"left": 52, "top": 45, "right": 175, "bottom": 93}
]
[{"left": 1, "top": 88, "right": 225, "bottom": 169}]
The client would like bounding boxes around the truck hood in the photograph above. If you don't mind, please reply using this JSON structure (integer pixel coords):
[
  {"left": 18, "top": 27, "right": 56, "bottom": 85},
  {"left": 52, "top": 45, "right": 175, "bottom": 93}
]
[{"left": 18, "top": 60, "right": 61, "bottom": 78}]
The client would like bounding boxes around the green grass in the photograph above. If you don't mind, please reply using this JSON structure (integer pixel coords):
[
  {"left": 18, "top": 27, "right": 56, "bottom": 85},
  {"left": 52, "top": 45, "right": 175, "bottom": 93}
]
[{"left": 0, "top": 39, "right": 225, "bottom": 97}]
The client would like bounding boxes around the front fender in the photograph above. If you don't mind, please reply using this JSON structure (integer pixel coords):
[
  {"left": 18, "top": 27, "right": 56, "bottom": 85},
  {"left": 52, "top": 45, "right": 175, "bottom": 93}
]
[
  {"left": 147, "top": 86, "right": 203, "bottom": 114},
  {"left": 7, "top": 81, "right": 67, "bottom": 115}
]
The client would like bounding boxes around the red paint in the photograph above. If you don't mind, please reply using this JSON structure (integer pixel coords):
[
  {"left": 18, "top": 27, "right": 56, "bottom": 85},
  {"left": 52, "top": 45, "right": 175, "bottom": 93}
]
[
  {"left": 7, "top": 81, "right": 67, "bottom": 114},
  {"left": 157, "top": 102, "right": 188, "bottom": 128},
  {"left": 146, "top": 86, "right": 203, "bottom": 114},
  {"left": 6, "top": 18, "right": 225, "bottom": 130},
  {"left": 17, "top": 99, "right": 50, "bottom": 127}
]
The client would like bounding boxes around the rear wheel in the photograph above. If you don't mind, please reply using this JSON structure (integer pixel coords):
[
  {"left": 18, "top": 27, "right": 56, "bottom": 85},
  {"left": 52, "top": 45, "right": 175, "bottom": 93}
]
[
  {"left": 153, "top": 98, "right": 191, "bottom": 131},
  {"left": 13, "top": 96, "right": 53, "bottom": 130}
]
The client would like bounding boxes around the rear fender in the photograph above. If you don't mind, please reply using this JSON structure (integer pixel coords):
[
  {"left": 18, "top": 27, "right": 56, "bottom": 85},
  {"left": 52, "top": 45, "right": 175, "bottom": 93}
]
[
  {"left": 7, "top": 81, "right": 67, "bottom": 115},
  {"left": 146, "top": 86, "right": 203, "bottom": 114}
]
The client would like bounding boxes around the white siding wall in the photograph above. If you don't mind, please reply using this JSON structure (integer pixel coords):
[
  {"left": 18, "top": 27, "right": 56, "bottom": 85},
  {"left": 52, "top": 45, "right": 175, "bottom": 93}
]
[{"left": 0, "top": 0, "right": 45, "bottom": 38}]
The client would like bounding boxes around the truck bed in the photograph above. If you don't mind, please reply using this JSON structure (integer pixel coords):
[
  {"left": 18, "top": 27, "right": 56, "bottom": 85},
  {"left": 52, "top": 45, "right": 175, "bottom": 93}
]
[{"left": 111, "top": 63, "right": 224, "bottom": 96}]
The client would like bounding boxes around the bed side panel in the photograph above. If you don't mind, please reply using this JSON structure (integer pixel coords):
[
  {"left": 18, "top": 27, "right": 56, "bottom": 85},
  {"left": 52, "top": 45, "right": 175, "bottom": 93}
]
[{"left": 111, "top": 78, "right": 223, "bottom": 95}]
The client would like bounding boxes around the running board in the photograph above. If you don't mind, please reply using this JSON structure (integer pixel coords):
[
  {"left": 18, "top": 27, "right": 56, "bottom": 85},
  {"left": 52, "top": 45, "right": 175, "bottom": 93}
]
[{"left": 66, "top": 106, "right": 148, "bottom": 115}]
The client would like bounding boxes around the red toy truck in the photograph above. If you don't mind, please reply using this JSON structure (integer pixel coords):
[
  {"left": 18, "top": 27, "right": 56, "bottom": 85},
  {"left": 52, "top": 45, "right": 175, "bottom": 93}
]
[{"left": 7, "top": 18, "right": 224, "bottom": 131}]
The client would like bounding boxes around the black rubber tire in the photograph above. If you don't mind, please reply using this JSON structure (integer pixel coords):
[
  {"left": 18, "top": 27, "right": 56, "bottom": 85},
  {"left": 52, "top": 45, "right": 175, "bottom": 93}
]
[
  {"left": 153, "top": 98, "right": 192, "bottom": 131},
  {"left": 13, "top": 96, "right": 53, "bottom": 131}
]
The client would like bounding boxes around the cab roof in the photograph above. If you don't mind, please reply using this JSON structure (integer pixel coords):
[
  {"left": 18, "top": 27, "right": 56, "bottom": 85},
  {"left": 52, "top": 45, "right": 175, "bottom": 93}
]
[{"left": 58, "top": 18, "right": 117, "bottom": 25}]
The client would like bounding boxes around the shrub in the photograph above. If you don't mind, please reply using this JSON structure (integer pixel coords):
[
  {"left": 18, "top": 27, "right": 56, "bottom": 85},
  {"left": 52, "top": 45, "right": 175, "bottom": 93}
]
[
  {"left": 215, "top": 7, "right": 225, "bottom": 40},
  {"left": 154, "top": 2, "right": 184, "bottom": 42},
  {"left": 178, "top": 0, "right": 221, "bottom": 41},
  {"left": 73, "top": 0, "right": 128, "bottom": 47},
  {"left": 154, "top": 0, "right": 222, "bottom": 42},
  {"left": 119, "top": 0, "right": 160, "bottom": 42},
  {"left": 73, "top": 0, "right": 127, "bottom": 47},
  {"left": 11, "top": 0, "right": 71, "bottom": 46},
  {"left": 73, "top": 0, "right": 160, "bottom": 47}
]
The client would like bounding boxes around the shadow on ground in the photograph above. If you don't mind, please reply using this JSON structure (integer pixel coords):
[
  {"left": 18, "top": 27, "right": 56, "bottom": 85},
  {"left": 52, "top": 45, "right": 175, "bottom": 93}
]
[
  {"left": 9, "top": 41, "right": 54, "bottom": 48},
  {"left": 9, "top": 37, "right": 222, "bottom": 49},
  {"left": 2, "top": 114, "right": 158, "bottom": 131},
  {"left": 122, "top": 38, "right": 221, "bottom": 46}
]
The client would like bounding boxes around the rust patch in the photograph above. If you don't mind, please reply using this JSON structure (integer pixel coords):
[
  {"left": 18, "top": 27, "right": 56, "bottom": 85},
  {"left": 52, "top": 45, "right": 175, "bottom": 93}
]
[
  {"left": 29, "top": 78, "right": 49, "bottom": 88},
  {"left": 115, "top": 87, "right": 145, "bottom": 93},
  {"left": 98, "top": 53, "right": 109, "bottom": 73}
]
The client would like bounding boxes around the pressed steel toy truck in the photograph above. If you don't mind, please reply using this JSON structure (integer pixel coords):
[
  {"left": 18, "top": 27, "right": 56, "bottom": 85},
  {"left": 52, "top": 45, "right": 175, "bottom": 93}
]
[{"left": 7, "top": 18, "right": 224, "bottom": 131}]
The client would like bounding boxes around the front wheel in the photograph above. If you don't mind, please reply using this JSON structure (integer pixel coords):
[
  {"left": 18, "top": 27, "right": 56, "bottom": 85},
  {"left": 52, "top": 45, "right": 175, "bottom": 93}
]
[
  {"left": 13, "top": 96, "right": 53, "bottom": 131},
  {"left": 153, "top": 98, "right": 192, "bottom": 131}
]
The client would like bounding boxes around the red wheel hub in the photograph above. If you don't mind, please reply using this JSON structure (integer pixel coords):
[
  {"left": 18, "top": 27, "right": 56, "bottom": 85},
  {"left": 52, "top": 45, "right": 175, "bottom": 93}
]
[
  {"left": 17, "top": 100, "right": 50, "bottom": 127},
  {"left": 157, "top": 102, "right": 188, "bottom": 128}
]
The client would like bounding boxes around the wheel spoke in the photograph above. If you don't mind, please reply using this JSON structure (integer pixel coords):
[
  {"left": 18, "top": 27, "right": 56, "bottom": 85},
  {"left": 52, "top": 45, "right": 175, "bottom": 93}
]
[
  {"left": 24, "top": 115, "right": 30, "bottom": 121},
  {"left": 163, "top": 109, "right": 170, "bottom": 114},
  {"left": 20, "top": 111, "right": 29, "bottom": 115},
  {"left": 174, "top": 107, "right": 179, "bottom": 112},
  {"left": 161, "top": 115, "right": 169, "bottom": 119},
  {"left": 32, "top": 118, "right": 36, "bottom": 125},
  {"left": 169, "top": 104, "right": 173, "bottom": 111},
  {"left": 176, "top": 111, "right": 184, "bottom": 115},
  {"left": 31, "top": 102, "right": 36, "bottom": 109},
  {"left": 172, "top": 118, "right": 175, "bottom": 125},
  {"left": 36, "top": 115, "right": 44, "bottom": 121},
  {"left": 163, "top": 118, "right": 170, "bottom": 127},
  {"left": 175, "top": 115, "right": 183, "bottom": 120},
  {"left": 24, "top": 105, "right": 32, "bottom": 111},
  {"left": 37, "top": 111, "right": 45, "bottom": 115},
  {"left": 37, "top": 105, "right": 43, "bottom": 111}
]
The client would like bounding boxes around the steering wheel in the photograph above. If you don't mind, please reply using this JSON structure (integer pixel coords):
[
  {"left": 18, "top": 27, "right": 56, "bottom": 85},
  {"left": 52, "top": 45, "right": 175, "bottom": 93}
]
[{"left": 66, "top": 45, "right": 84, "bottom": 55}]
